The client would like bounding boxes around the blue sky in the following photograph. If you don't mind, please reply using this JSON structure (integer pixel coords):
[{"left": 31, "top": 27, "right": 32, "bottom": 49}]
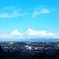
[{"left": 0, "top": 0, "right": 59, "bottom": 39}]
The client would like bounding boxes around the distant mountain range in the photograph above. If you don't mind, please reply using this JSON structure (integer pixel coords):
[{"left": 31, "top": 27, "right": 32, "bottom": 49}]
[{"left": 0, "top": 38, "right": 59, "bottom": 42}]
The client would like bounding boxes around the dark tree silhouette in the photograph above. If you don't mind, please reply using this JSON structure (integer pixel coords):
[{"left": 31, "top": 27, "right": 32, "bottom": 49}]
[{"left": 0, "top": 45, "right": 5, "bottom": 59}]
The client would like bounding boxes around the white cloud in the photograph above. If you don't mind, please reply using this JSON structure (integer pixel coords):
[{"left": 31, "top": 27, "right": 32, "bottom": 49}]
[
  {"left": 0, "top": 10, "right": 20, "bottom": 18},
  {"left": 0, "top": 29, "right": 58, "bottom": 39},
  {"left": 2, "top": 6, "right": 15, "bottom": 10},
  {"left": 0, "top": 6, "right": 29, "bottom": 18},
  {"left": 0, "top": 29, "right": 59, "bottom": 39},
  {"left": 0, "top": 6, "right": 57, "bottom": 18},
  {"left": 0, "top": 13, "right": 8, "bottom": 18},
  {"left": 40, "top": 8, "right": 51, "bottom": 14},
  {"left": 0, "top": 30, "right": 23, "bottom": 39},
  {"left": 0, "top": 11, "right": 30, "bottom": 18},
  {"left": 32, "top": 8, "right": 51, "bottom": 17},
  {"left": 0, "top": 6, "right": 20, "bottom": 18},
  {"left": 25, "top": 28, "right": 57, "bottom": 38},
  {"left": 10, "top": 30, "right": 23, "bottom": 35},
  {"left": 32, "top": 11, "right": 39, "bottom": 17},
  {"left": 0, "top": 34, "right": 11, "bottom": 38}
]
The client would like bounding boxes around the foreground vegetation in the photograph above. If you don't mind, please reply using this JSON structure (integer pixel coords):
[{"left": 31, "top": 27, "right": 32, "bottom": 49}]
[{"left": 0, "top": 46, "right": 59, "bottom": 59}]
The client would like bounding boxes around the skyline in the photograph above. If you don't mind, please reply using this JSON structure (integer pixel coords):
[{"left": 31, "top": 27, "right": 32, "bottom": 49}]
[{"left": 0, "top": 0, "right": 59, "bottom": 39}]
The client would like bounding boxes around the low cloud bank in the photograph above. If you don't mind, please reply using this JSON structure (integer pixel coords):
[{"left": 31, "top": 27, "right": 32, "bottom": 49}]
[{"left": 0, "top": 28, "right": 59, "bottom": 39}]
